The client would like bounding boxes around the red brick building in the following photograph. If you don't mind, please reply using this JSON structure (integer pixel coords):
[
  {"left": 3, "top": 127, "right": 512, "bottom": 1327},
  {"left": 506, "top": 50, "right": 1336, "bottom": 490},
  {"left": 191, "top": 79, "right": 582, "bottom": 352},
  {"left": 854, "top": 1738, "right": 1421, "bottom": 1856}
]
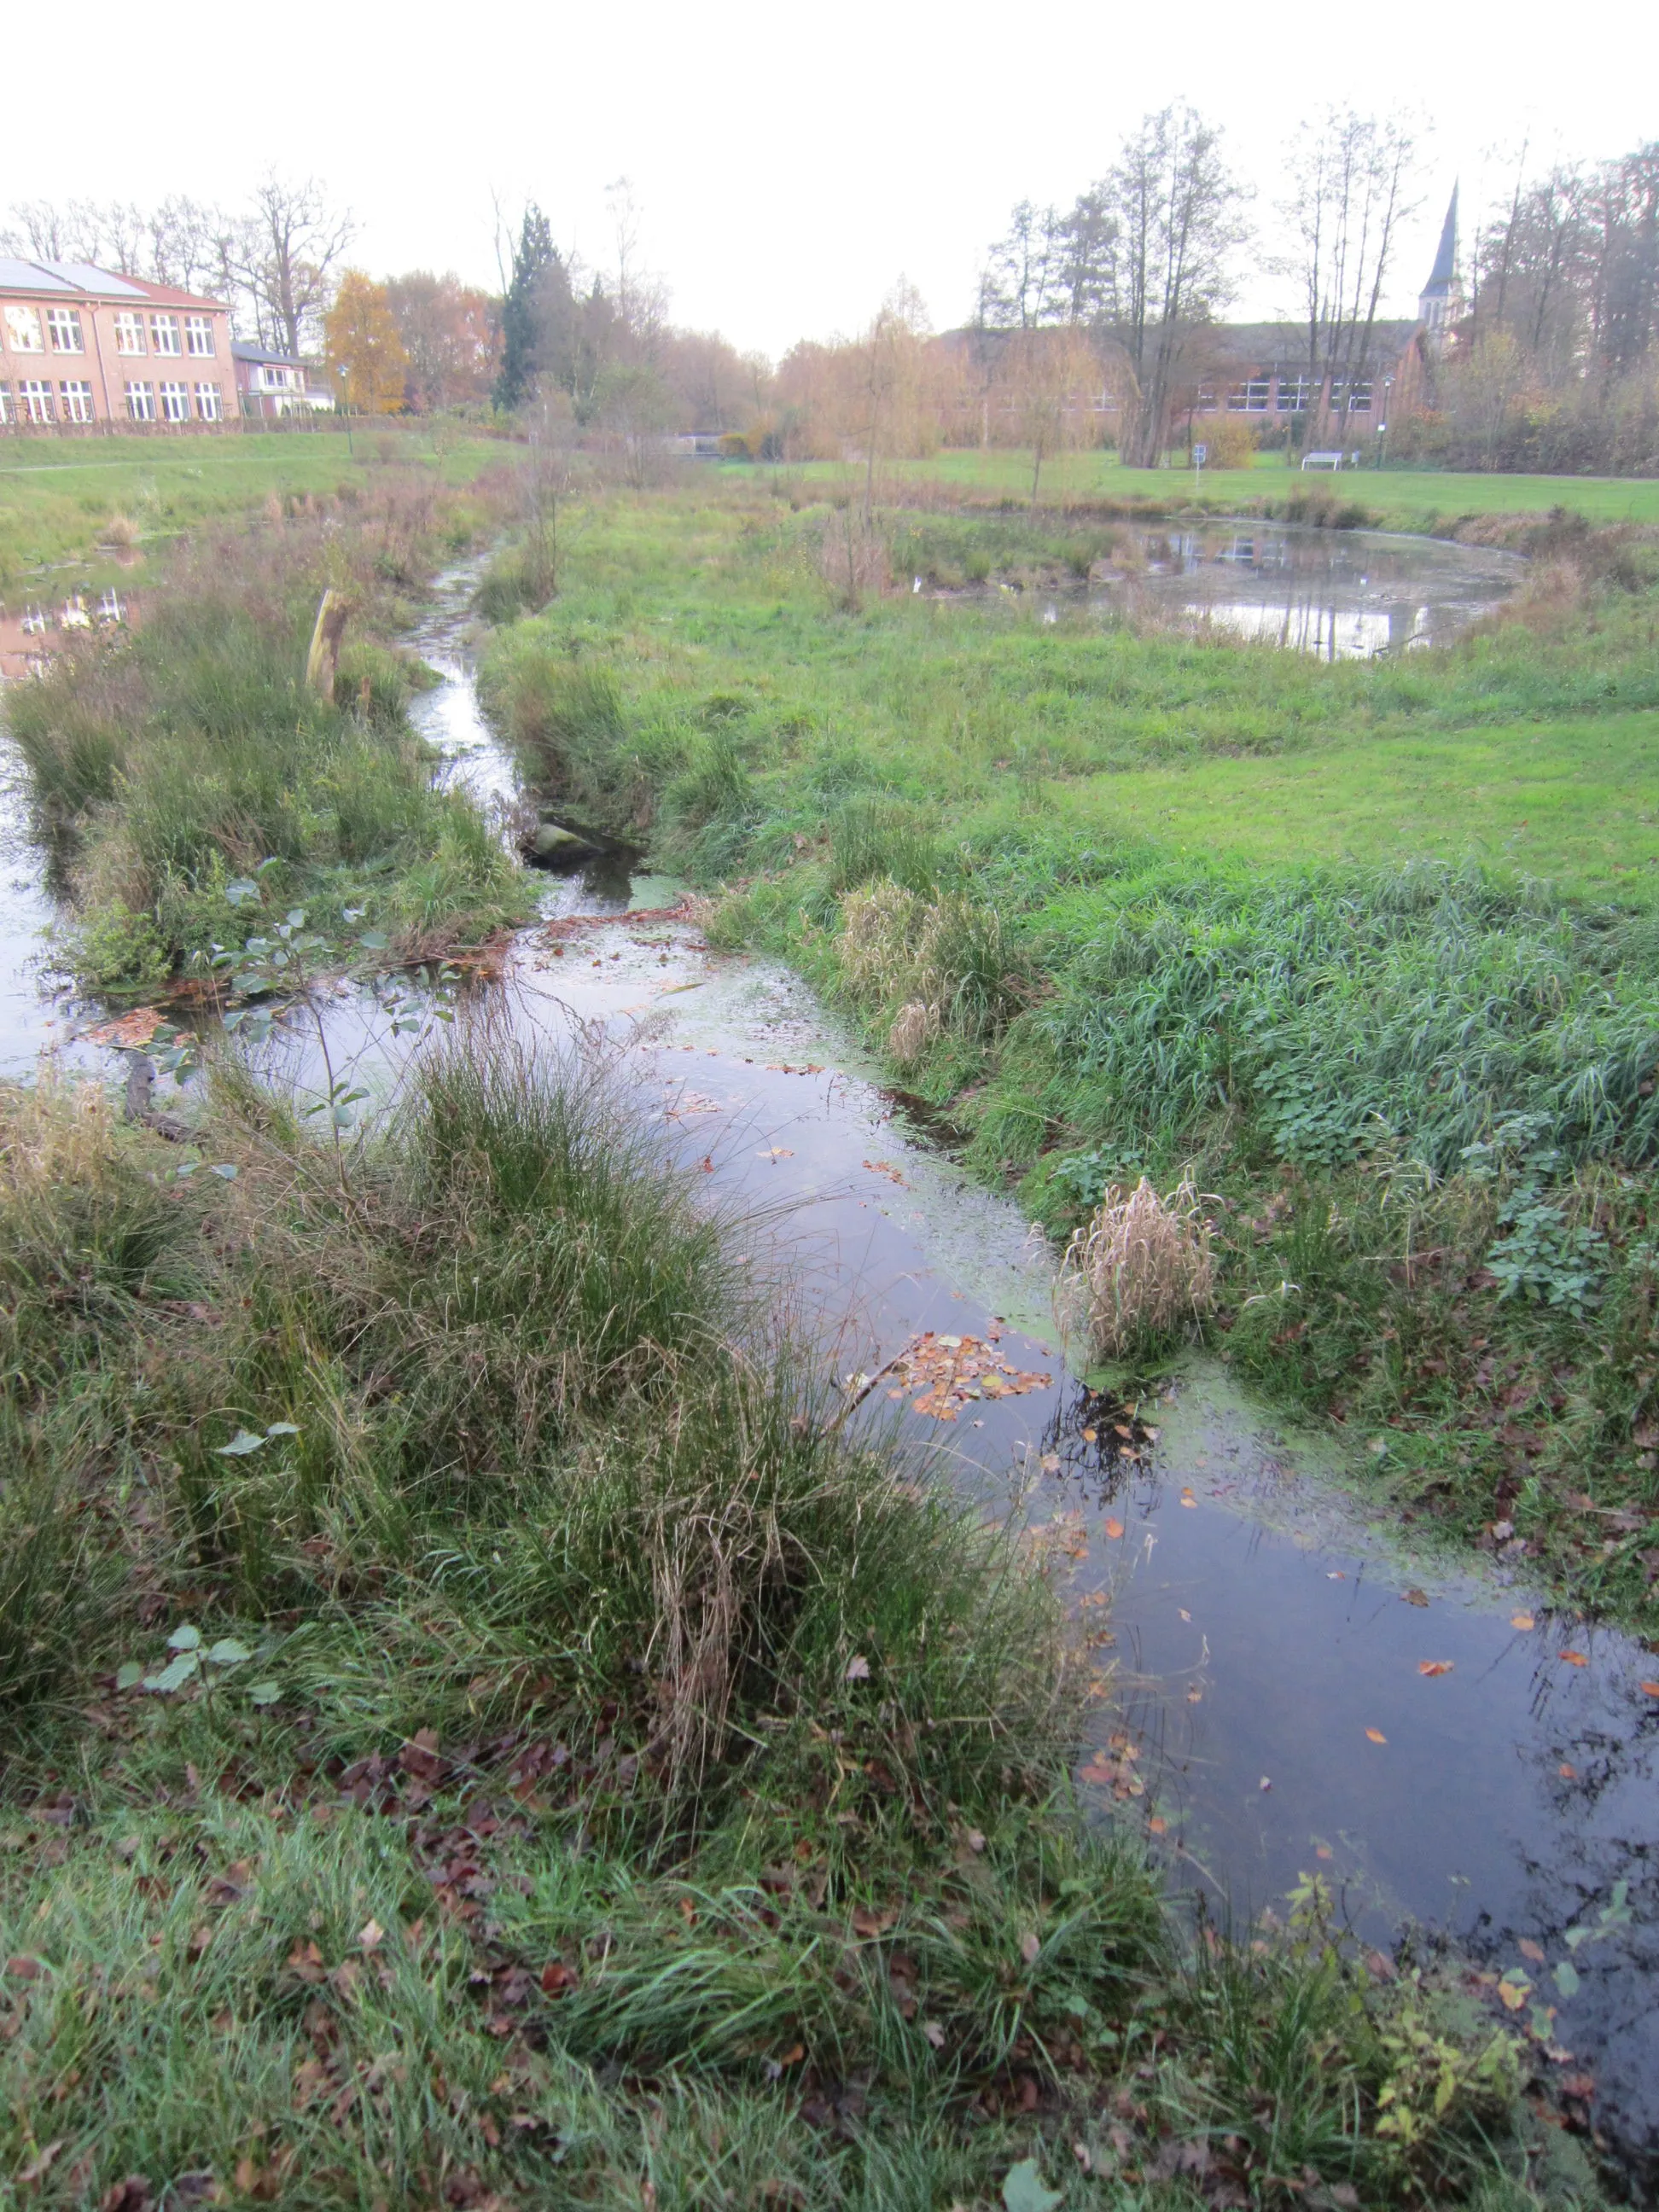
[{"left": 0, "top": 258, "right": 235, "bottom": 428}]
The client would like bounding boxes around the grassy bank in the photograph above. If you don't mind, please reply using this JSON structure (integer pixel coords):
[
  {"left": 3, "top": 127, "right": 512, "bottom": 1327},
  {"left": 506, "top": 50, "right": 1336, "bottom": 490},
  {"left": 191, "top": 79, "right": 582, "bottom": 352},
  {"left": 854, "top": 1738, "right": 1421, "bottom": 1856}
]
[
  {"left": 0, "top": 427, "right": 509, "bottom": 590},
  {"left": 0, "top": 1051, "right": 1573, "bottom": 2209},
  {"left": 4, "top": 469, "right": 533, "bottom": 989},
  {"left": 476, "top": 479, "right": 1659, "bottom": 1632}
]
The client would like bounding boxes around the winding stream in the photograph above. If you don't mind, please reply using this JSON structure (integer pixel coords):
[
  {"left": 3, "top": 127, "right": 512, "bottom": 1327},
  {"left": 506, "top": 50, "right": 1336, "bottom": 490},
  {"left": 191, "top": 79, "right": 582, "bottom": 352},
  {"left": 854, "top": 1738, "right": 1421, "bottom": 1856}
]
[{"left": 1, "top": 557, "right": 1655, "bottom": 2191}]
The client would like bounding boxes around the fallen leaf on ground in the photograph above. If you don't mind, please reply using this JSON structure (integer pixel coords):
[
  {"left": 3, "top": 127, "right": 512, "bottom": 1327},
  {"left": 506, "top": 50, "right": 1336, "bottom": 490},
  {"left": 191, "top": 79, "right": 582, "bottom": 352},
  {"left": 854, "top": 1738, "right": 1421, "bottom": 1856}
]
[
  {"left": 1000, "top": 2157, "right": 1062, "bottom": 2212},
  {"left": 357, "top": 1919, "right": 384, "bottom": 1950},
  {"left": 1020, "top": 1932, "right": 1041, "bottom": 1965},
  {"left": 1417, "top": 1661, "right": 1454, "bottom": 1678},
  {"left": 1365, "top": 1727, "right": 1388, "bottom": 1744},
  {"left": 844, "top": 1655, "right": 870, "bottom": 1681},
  {"left": 17, "top": 2139, "right": 64, "bottom": 2184}
]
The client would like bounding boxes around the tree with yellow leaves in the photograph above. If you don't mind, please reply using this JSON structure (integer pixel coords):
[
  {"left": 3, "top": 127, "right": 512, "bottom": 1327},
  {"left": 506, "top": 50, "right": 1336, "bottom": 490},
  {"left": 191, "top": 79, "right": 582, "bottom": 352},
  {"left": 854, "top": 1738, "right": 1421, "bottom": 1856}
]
[{"left": 323, "top": 270, "right": 409, "bottom": 415}]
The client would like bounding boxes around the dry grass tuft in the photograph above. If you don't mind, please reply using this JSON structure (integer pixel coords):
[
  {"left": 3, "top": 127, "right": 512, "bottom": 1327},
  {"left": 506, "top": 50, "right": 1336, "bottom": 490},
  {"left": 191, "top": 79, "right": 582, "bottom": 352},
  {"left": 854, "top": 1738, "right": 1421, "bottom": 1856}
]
[
  {"left": 1061, "top": 1175, "right": 1215, "bottom": 1359},
  {"left": 888, "top": 998, "right": 940, "bottom": 1067}
]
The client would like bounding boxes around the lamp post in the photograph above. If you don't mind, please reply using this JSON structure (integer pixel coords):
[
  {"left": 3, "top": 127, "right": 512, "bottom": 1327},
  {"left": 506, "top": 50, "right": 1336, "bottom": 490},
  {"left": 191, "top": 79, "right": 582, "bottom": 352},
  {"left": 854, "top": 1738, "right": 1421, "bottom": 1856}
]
[
  {"left": 1377, "top": 376, "right": 1393, "bottom": 469},
  {"left": 335, "top": 364, "right": 352, "bottom": 457}
]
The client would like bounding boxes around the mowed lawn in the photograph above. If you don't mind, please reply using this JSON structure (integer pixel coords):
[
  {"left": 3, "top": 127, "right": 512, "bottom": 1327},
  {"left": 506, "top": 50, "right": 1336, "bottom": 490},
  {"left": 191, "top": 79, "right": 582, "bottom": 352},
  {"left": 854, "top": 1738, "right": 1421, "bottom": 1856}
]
[
  {"left": 776, "top": 447, "right": 1659, "bottom": 530},
  {"left": 1061, "top": 709, "right": 1659, "bottom": 901},
  {"left": 0, "top": 428, "right": 506, "bottom": 584}
]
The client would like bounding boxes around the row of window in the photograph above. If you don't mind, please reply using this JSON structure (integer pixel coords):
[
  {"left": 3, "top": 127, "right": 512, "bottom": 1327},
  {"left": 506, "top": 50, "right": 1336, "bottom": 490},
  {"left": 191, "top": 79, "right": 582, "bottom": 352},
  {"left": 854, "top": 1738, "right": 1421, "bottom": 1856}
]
[
  {"left": 1220, "top": 377, "right": 1374, "bottom": 414},
  {"left": 1, "top": 303, "right": 216, "bottom": 358},
  {"left": 0, "top": 378, "right": 223, "bottom": 424}
]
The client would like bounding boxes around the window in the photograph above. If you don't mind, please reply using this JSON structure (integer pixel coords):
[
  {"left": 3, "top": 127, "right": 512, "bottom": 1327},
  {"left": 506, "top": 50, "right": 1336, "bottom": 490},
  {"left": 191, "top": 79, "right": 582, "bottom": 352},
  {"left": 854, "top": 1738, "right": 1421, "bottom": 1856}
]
[
  {"left": 4, "top": 304, "right": 44, "bottom": 352},
  {"left": 1194, "top": 385, "right": 1216, "bottom": 410},
  {"left": 114, "top": 311, "right": 146, "bottom": 354},
  {"left": 184, "top": 314, "right": 214, "bottom": 357},
  {"left": 149, "top": 313, "right": 181, "bottom": 356},
  {"left": 20, "top": 379, "right": 55, "bottom": 423},
  {"left": 159, "top": 380, "right": 189, "bottom": 422},
  {"left": 1275, "top": 376, "right": 1313, "bottom": 413},
  {"left": 1346, "top": 381, "right": 1373, "bottom": 413},
  {"left": 1244, "top": 378, "right": 1271, "bottom": 411},
  {"left": 194, "top": 381, "right": 222, "bottom": 422},
  {"left": 59, "top": 380, "right": 96, "bottom": 422},
  {"left": 125, "top": 381, "right": 156, "bottom": 422},
  {"left": 0, "top": 386, "right": 13, "bottom": 424},
  {"left": 45, "top": 306, "right": 84, "bottom": 352}
]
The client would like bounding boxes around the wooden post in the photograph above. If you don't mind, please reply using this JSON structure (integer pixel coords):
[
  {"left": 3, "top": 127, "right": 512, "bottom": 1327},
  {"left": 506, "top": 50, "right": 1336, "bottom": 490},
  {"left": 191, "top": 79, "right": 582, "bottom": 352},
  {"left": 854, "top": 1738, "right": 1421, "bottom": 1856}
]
[{"left": 305, "top": 588, "right": 350, "bottom": 699}]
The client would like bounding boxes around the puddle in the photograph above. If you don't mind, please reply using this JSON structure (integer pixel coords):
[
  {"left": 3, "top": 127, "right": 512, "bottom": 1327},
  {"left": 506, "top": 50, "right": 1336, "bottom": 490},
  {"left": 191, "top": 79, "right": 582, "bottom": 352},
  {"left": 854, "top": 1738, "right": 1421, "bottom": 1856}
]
[
  {"left": 3, "top": 561, "right": 1655, "bottom": 2186},
  {"left": 940, "top": 521, "right": 1522, "bottom": 658}
]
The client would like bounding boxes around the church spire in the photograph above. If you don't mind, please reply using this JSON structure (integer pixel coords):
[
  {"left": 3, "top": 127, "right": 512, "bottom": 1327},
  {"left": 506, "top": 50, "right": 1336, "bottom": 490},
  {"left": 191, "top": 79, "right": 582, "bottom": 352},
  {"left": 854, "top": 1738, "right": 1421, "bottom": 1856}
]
[{"left": 1418, "top": 184, "right": 1461, "bottom": 341}]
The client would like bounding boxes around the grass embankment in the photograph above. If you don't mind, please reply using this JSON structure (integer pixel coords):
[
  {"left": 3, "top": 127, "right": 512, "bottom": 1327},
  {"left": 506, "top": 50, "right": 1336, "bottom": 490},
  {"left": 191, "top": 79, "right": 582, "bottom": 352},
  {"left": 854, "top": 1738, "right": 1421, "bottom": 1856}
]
[
  {"left": 0, "top": 428, "right": 508, "bottom": 590},
  {"left": 4, "top": 470, "right": 533, "bottom": 989},
  {"left": 724, "top": 449, "right": 1659, "bottom": 534},
  {"left": 477, "top": 480, "right": 1659, "bottom": 1632},
  {"left": 0, "top": 1052, "right": 1565, "bottom": 2209}
]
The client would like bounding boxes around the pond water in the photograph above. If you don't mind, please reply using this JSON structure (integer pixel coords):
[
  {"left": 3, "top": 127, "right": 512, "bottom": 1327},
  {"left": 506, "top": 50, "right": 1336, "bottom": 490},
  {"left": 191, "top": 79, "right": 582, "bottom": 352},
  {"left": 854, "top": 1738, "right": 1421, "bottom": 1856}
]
[
  {"left": 960, "top": 521, "right": 1524, "bottom": 659},
  {"left": 2, "top": 563, "right": 1655, "bottom": 2192}
]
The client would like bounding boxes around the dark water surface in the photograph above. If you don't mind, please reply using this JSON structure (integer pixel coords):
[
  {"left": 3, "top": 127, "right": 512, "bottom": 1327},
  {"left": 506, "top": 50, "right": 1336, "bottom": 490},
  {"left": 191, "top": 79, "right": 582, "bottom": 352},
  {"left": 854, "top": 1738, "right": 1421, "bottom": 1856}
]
[{"left": 3, "top": 562, "right": 1654, "bottom": 2188}]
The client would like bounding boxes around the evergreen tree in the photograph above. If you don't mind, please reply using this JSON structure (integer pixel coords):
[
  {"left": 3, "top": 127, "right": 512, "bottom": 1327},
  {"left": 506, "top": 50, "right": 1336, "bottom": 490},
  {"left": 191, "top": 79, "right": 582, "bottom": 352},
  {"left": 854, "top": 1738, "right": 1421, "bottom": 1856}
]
[{"left": 495, "top": 204, "right": 558, "bottom": 411}]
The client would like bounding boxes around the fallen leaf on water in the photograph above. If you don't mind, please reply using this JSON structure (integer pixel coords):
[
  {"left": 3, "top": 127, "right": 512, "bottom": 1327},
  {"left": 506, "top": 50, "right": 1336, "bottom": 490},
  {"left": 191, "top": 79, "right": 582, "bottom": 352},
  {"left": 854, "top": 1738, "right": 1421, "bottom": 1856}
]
[
  {"left": 757, "top": 1146, "right": 795, "bottom": 1160},
  {"left": 1259, "top": 1775, "right": 1272, "bottom": 1792},
  {"left": 1559, "top": 1763, "right": 1577, "bottom": 1780},
  {"left": 1179, "top": 1489, "right": 1196, "bottom": 1509},
  {"left": 1417, "top": 1661, "right": 1454, "bottom": 1678},
  {"left": 1560, "top": 1650, "right": 1589, "bottom": 1668},
  {"left": 1148, "top": 1814, "right": 1167, "bottom": 1835},
  {"left": 1511, "top": 1613, "right": 1535, "bottom": 1632},
  {"left": 1081, "top": 1426, "right": 1097, "bottom": 1442},
  {"left": 1040, "top": 1453, "right": 1061, "bottom": 1474},
  {"left": 1519, "top": 1939, "right": 1546, "bottom": 1964},
  {"left": 1315, "top": 1845, "right": 1334, "bottom": 1860},
  {"left": 1179, "top": 1607, "right": 1191, "bottom": 1622},
  {"left": 1327, "top": 1570, "right": 1347, "bottom": 1580},
  {"left": 1186, "top": 1687, "right": 1202, "bottom": 1703},
  {"left": 1365, "top": 1727, "right": 1388, "bottom": 1744},
  {"left": 1639, "top": 1680, "right": 1659, "bottom": 1697},
  {"left": 1403, "top": 1588, "right": 1429, "bottom": 1608},
  {"left": 1498, "top": 1978, "right": 1530, "bottom": 2011},
  {"left": 83, "top": 1006, "right": 165, "bottom": 1048},
  {"left": 1103, "top": 1517, "right": 1125, "bottom": 1540}
]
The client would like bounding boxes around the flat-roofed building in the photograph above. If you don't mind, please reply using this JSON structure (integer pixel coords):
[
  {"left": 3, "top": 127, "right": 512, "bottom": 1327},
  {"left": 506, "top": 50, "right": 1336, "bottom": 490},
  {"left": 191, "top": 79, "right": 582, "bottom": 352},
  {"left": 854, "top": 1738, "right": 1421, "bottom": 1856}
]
[
  {"left": 0, "top": 259, "right": 234, "bottom": 429},
  {"left": 231, "top": 341, "right": 334, "bottom": 417}
]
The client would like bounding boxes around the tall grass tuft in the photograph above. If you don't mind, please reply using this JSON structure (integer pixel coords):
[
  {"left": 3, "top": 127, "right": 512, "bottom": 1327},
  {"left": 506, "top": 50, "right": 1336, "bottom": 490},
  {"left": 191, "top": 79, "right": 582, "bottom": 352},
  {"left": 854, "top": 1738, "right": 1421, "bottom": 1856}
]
[{"left": 1060, "top": 1174, "right": 1216, "bottom": 1359}]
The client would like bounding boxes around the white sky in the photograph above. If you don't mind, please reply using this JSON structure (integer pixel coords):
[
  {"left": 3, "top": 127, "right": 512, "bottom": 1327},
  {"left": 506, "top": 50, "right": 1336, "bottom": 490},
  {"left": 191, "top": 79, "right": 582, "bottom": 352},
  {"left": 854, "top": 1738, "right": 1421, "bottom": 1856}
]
[{"left": 9, "top": 0, "right": 1654, "bottom": 358}]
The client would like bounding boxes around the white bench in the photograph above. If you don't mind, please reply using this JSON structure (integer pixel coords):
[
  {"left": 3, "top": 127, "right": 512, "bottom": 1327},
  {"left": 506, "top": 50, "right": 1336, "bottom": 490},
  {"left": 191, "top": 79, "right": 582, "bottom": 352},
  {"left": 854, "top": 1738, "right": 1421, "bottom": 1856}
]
[{"left": 1301, "top": 450, "right": 1345, "bottom": 471}]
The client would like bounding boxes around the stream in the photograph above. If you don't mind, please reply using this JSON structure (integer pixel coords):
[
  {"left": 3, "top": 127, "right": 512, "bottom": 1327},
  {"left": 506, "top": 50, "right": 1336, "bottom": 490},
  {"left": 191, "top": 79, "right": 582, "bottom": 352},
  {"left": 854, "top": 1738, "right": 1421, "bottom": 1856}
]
[{"left": 1, "top": 557, "right": 1655, "bottom": 2192}]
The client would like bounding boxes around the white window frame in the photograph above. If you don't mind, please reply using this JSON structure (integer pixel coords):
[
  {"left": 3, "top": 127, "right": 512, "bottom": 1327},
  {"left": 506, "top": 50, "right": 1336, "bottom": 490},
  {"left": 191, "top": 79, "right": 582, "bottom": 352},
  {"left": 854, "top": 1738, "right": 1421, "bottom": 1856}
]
[
  {"left": 20, "top": 378, "right": 56, "bottom": 423},
  {"left": 4, "top": 304, "right": 44, "bottom": 353},
  {"left": 149, "top": 313, "right": 181, "bottom": 356},
  {"left": 0, "top": 386, "right": 14, "bottom": 424},
  {"left": 184, "top": 314, "right": 215, "bottom": 357},
  {"left": 194, "top": 381, "right": 222, "bottom": 422},
  {"left": 125, "top": 381, "right": 156, "bottom": 422},
  {"left": 1275, "top": 376, "right": 1312, "bottom": 413},
  {"left": 59, "top": 380, "right": 96, "bottom": 423},
  {"left": 45, "top": 306, "right": 85, "bottom": 353},
  {"left": 158, "top": 380, "right": 190, "bottom": 423},
  {"left": 114, "top": 311, "right": 146, "bottom": 355}
]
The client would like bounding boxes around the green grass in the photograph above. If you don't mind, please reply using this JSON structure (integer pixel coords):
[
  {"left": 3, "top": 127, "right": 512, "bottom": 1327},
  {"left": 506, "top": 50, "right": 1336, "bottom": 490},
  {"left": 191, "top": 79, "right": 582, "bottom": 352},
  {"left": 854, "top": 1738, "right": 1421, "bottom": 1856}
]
[
  {"left": 0, "top": 1058, "right": 1563, "bottom": 2209},
  {"left": 725, "top": 445, "right": 1659, "bottom": 530},
  {"left": 0, "top": 427, "right": 509, "bottom": 589},
  {"left": 1057, "top": 712, "right": 1659, "bottom": 903},
  {"left": 5, "top": 469, "right": 533, "bottom": 986},
  {"left": 475, "top": 477, "right": 1659, "bottom": 1630}
]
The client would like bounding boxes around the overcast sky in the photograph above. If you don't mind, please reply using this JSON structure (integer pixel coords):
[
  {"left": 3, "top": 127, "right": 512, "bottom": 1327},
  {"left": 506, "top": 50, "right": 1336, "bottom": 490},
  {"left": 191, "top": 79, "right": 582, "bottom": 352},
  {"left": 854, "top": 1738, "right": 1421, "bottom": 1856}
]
[{"left": 9, "top": 0, "right": 1653, "bottom": 356}]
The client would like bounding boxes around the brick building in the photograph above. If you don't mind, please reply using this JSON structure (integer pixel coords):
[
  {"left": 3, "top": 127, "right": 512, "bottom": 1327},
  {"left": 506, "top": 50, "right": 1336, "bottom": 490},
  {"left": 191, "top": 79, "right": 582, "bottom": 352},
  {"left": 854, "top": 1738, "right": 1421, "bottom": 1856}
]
[{"left": 0, "top": 259, "right": 235, "bottom": 428}]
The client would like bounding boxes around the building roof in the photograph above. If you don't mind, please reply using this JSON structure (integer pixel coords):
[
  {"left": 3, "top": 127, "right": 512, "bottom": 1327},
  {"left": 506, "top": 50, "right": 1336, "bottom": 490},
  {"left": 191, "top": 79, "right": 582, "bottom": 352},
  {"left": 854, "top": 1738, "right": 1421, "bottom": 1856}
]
[
  {"left": 1193, "top": 319, "right": 1420, "bottom": 370},
  {"left": 231, "top": 341, "right": 305, "bottom": 368},
  {"left": 0, "top": 257, "right": 226, "bottom": 309},
  {"left": 1423, "top": 188, "right": 1459, "bottom": 297}
]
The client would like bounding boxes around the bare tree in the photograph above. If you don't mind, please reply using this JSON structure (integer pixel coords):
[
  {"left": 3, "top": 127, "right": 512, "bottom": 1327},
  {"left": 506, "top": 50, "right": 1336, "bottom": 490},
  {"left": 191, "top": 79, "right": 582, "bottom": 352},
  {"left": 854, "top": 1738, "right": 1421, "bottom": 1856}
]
[
  {"left": 999, "top": 325, "right": 1102, "bottom": 509},
  {"left": 1108, "top": 105, "right": 1248, "bottom": 467},
  {"left": 230, "top": 172, "right": 355, "bottom": 356},
  {"left": 1278, "top": 107, "right": 1418, "bottom": 451}
]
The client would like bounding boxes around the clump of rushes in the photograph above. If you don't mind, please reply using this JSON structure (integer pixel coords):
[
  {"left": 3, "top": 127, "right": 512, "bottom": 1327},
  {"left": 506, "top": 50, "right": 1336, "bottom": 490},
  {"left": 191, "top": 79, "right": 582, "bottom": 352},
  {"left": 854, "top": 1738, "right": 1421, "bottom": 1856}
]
[
  {"left": 6, "top": 477, "right": 533, "bottom": 992},
  {"left": 0, "top": 1043, "right": 1545, "bottom": 2209},
  {"left": 1060, "top": 1175, "right": 1216, "bottom": 1361}
]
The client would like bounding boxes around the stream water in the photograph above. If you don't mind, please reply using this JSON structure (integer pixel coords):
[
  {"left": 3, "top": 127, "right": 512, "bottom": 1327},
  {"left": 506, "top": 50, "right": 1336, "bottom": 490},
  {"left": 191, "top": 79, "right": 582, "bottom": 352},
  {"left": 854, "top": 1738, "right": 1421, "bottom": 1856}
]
[{"left": 1, "top": 556, "right": 1654, "bottom": 2191}]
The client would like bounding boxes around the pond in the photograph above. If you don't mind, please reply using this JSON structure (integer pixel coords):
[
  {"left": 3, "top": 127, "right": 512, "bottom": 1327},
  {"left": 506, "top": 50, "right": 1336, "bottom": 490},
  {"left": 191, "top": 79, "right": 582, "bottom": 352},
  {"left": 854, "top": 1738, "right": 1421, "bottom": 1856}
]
[
  {"left": 952, "top": 521, "right": 1525, "bottom": 659},
  {"left": 2, "top": 564, "right": 1653, "bottom": 2192}
]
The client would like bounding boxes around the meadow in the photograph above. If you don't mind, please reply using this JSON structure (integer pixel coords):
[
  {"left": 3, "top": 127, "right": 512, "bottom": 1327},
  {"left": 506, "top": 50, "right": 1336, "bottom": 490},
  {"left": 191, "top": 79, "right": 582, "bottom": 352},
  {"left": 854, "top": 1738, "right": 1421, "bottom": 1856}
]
[
  {"left": 0, "top": 426, "right": 508, "bottom": 590},
  {"left": 478, "top": 467, "right": 1659, "bottom": 1628}
]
